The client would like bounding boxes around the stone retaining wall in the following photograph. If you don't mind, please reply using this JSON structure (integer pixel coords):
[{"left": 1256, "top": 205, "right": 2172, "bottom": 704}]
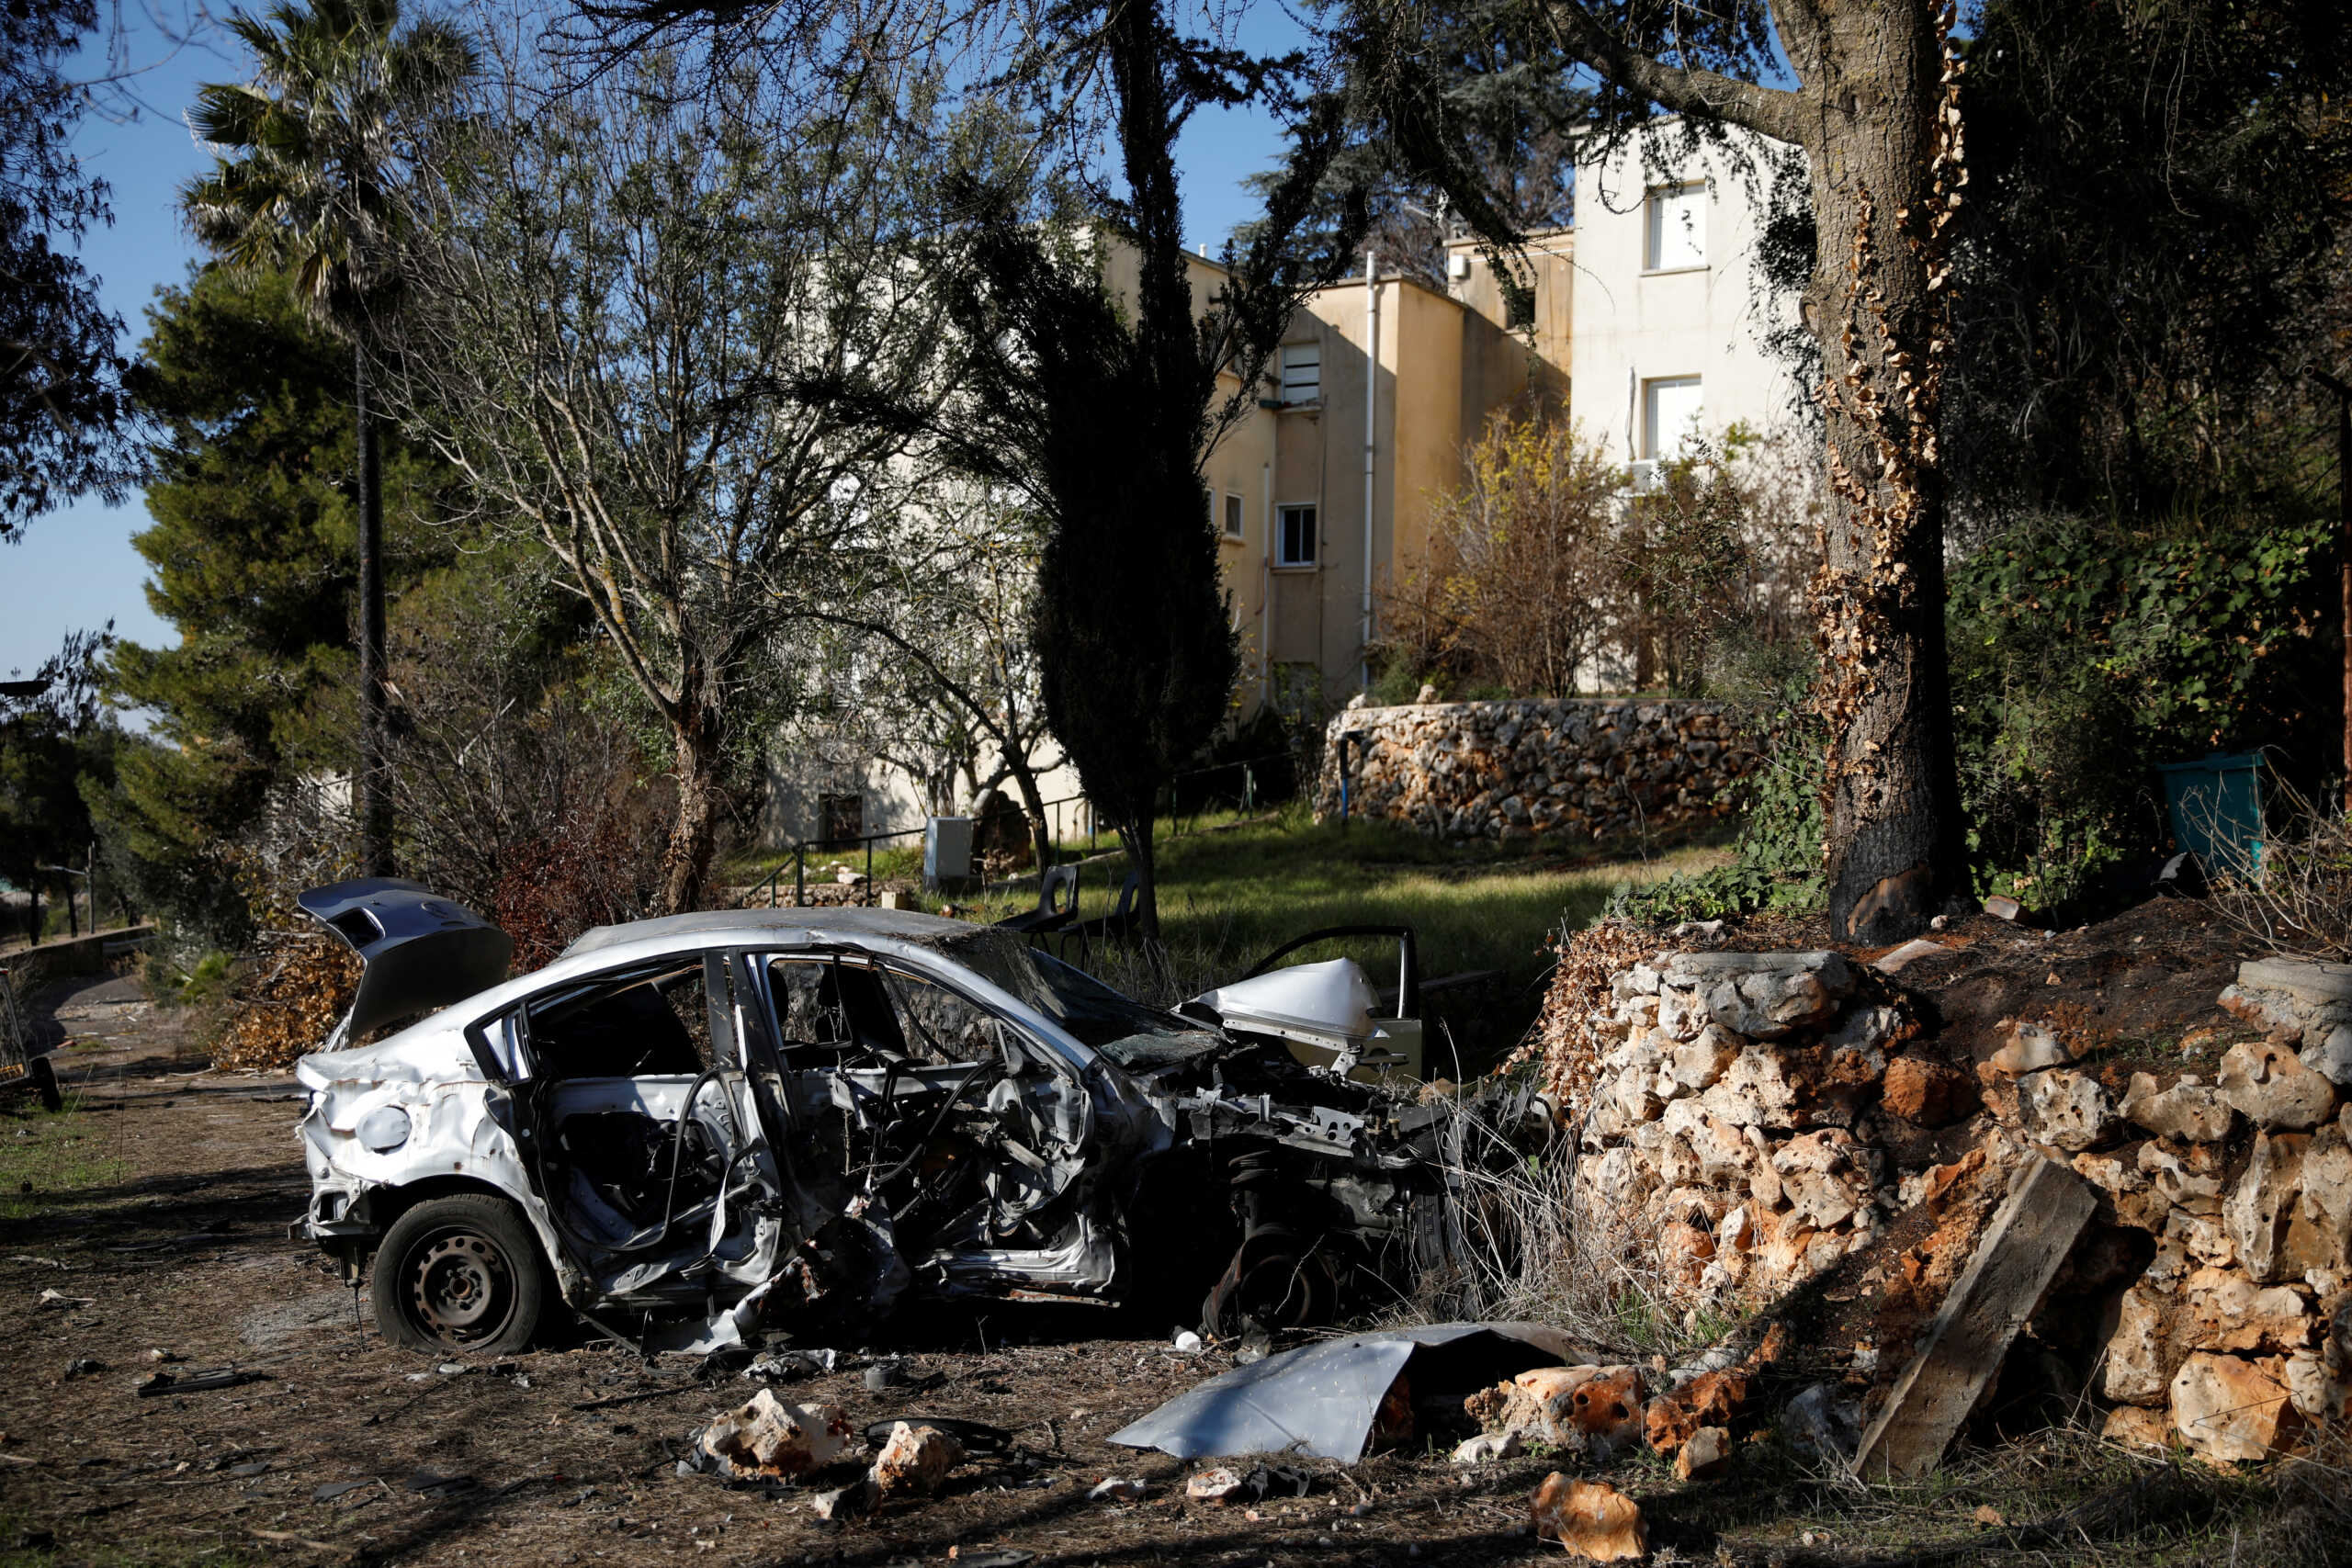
[
  {"left": 1557, "top": 945, "right": 2351, "bottom": 1465},
  {"left": 0, "top": 925, "right": 152, "bottom": 999},
  {"left": 1312, "top": 698, "right": 1758, "bottom": 842}
]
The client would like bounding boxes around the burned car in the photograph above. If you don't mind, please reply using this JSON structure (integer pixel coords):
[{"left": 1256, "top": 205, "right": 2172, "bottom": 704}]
[{"left": 293, "top": 880, "right": 1514, "bottom": 1357}]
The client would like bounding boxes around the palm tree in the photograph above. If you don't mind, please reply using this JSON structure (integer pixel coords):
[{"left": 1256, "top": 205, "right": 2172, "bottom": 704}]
[{"left": 183, "top": 0, "right": 474, "bottom": 877}]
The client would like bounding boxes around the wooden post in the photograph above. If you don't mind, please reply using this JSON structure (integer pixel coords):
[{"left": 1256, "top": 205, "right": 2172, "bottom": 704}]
[{"left": 1850, "top": 1156, "right": 2096, "bottom": 1480}]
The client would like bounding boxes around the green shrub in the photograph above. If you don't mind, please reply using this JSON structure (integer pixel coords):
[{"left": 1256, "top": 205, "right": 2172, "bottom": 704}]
[{"left": 1948, "top": 508, "right": 2335, "bottom": 906}]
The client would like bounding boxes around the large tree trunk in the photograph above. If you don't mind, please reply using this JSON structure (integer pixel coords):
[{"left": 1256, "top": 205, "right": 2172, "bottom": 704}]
[
  {"left": 355, "top": 344, "right": 393, "bottom": 878},
  {"left": 1009, "top": 761, "right": 1054, "bottom": 874},
  {"left": 1803, "top": 5, "right": 1968, "bottom": 943},
  {"left": 653, "top": 689, "right": 727, "bottom": 916},
  {"left": 1115, "top": 816, "right": 1160, "bottom": 948}
]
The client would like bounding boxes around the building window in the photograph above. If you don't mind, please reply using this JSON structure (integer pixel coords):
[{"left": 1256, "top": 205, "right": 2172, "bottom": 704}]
[
  {"left": 1276, "top": 504, "right": 1317, "bottom": 567},
  {"left": 1642, "top": 376, "right": 1703, "bottom": 460},
  {"left": 1223, "top": 492, "right": 1245, "bottom": 540},
  {"left": 820, "top": 791, "right": 863, "bottom": 847},
  {"left": 1645, "top": 182, "right": 1706, "bottom": 271},
  {"left": 1506, "top": 282, "right": 1535, "bottom": 331},
  {"left": 1280, "top": 344, "right": 1320, "bottom": 405}
]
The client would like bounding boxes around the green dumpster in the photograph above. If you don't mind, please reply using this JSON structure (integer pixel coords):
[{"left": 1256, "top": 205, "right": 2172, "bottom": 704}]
[{"left": 2154, "top": 751, "right": 2265, "bottom": 878}]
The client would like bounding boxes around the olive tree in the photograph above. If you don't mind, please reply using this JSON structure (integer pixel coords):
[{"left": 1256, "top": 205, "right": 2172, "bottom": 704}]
[{"left": 381, "top": 39, "right": 968, "bottom": 912}]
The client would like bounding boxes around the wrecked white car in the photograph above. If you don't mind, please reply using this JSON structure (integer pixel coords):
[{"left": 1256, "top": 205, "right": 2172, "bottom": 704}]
[{"left": 292, "top": 880, "right": 1504, "bottom": 1357}]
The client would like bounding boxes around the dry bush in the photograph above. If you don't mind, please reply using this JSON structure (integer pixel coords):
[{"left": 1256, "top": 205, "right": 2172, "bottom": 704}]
[
  {"left": 1501, "top": 919, "right": 1660, "bottom": 1110},
  {"left": 1405, "top": 1089, "right": 1723, "bottom": 1360},
  {"left": 2210, "top": 779, "right": 2352, "bottom": 959},
  {"left": 1381, "top": 406, "right": 1625, "bottom": 697},
  {"left": 492, "top": 795, "right": 673, "bottom": 972},
  {"left": 209, "top": 782, "right": 363, "bottom": 1072}
]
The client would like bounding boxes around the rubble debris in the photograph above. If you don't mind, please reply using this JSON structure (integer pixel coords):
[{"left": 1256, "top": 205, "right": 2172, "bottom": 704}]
[
  {"left": 807, "top": 1479, "right": 876, "bottom": 1519},
  {"left": 62, "top": 1359, "right": 101, "bottom": 1378},
  {"left": 1186, "top": 1467, "right": 1247, "bottom": 1502},
  {"left": 1530, "top": 1474, "right": 1647, "bottom": 1562},
  {"left": 864, "top": 1359, "right": 941, "bottom": 1393},
  {"left": 692, "top": 1391, "right": 853, "bottom": 1481},
  {"left": 738, "top": 1344, "right": 842, "bottom": 1382},
  {"left": 1109, "top": 1323, "right": 1587, "bottom": 1463},
  {"left": 1171, "top": 1331, "right": 1204, "bottom": 1354},
  {"left": 1853, "top": 1156, "right": 2097, "bottom": 1479},
  {"left": 1882, "top": 1056, "right": 1977, "bottom": 1126},
  {"left": 1872, "top": 939, "right": 1946, "bottom": 976},
  {"left": 1088, "top": 1477, "right": 1148, "bottom": 1502},
  {"left": 1673, "top": 1426, "right": 1731, "bottom": 1480},
  {"left": 1781, "top": 1384, "right": 1861, "bottom": 1462},
  {"left": 869, "top": 1421, "right": 965, "bottom": 1498},
  {"left": 1452, "top": 1432, "right": 1521, "bottom": 1464},
  {"left": 1982, "top": 895, "right": 2022, "bottom": 921},
  {"left": 2120, "top": 1074, "right": 2237, "bottom": 1143}
]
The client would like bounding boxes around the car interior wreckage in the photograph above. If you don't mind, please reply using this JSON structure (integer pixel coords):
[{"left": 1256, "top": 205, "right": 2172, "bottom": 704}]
[{"left": 290, "top": 880, "right": 1546, "bottom": 1357}]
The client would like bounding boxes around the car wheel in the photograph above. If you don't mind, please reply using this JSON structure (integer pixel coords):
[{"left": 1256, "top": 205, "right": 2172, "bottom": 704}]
[
  {"left": 28, "top": 1056, "right": 61, "bottom": 1114},
  {"left": 370, "top": 1194, "right": 544, "bottom": 1357}
]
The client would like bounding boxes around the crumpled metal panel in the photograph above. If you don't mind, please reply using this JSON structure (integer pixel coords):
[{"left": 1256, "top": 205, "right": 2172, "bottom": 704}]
[{"left": 1106, "top": 1322, "right": 1588, "bottom": 1463}]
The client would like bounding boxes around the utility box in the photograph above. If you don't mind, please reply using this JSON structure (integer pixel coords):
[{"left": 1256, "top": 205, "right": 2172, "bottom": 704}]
[
  {"left": 924, "top": 816, "right": 975, "bottom": 892},
  {"left": 2157, "top": 751, "right": 2266, "bottom": 879}
]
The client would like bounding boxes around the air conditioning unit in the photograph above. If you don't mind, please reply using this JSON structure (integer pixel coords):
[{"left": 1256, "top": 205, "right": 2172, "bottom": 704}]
[{"left": 1447, "top": 253, "right": 1473, "bottom": 281}]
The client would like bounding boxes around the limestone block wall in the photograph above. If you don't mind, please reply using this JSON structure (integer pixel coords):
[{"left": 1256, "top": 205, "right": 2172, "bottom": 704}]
[
  {"left": 1312, "top": 699, "right": 1758, "bottom": 842},
  {"left": 1554, "top": 945, "right": 2352, "bottom": 1465}
]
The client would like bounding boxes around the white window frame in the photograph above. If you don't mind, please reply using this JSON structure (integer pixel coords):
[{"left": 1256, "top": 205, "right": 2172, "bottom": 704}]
[
  {"left": 1279, "top": 344, "right": 1321, "bottom": 406},
  {"left": 1642, "top": 375, "right": 1703, "bottom": 462},
  {"left": 1274, "top": 503, "right": 1318, "bottom": 568},
  {"left": 1222, "top": 492, "right": 1245, "bottom": 541},
  {"left": 1645, "top": 181, "right": 1707, "bottom": 273}
]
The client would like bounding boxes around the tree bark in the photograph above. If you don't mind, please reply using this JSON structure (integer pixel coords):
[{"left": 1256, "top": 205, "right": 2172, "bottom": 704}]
[
  {"left": 355, "top": 343, "right": 393, "bottom": 878},
  {"left": 1115, "top": 816, "right": 1160, "bottom": 947},
  {"left": 1800, "top": 5, "right": 1969, "bottom": 942},
  {"left": 1010, "top": 761, "right": 1054, "bottom": 873},
  {"left": 654, "top": 703, "right": 726, "bottom": 917}
]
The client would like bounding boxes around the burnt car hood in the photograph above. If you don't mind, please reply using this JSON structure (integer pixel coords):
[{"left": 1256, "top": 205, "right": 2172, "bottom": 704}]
[{"left": 297, "top": 878, "right": 514, "bottom": 1046}]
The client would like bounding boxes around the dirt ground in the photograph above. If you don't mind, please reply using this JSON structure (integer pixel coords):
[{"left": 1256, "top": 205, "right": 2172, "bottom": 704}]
[{"left": 0, "top": 904, "right": 2334, "bottom": 1568}]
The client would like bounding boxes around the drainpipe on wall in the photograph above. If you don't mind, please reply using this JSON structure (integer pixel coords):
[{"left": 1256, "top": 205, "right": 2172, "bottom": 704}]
[
  {"left": 1261, "top": 458, "right": 1274, "bottom": 708},
  {"left": 1362, "top": 249, "right": 1378, "bottom": 694}
]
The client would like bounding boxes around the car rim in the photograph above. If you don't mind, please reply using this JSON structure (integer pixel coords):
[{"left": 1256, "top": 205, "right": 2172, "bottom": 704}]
[{"left": 405, "top": 1230, "right": 514, "bottom": 1345}]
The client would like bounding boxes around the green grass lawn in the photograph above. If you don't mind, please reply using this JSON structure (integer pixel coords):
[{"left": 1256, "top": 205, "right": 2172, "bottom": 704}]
[
  {"left": 954, "top": 805, "right": 1731, "bottom": 1065},
  {"left": 0, "top": 1099, "right": 126, "bottom": 1222}
]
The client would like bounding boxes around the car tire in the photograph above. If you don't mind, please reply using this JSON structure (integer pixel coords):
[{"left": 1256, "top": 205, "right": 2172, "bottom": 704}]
[
  {"left": 28, "top": 1056, "right": 61, "bottom": 1114},
  {"left": 370, "top": 1194, "right": 545, "bottom": 1357}
]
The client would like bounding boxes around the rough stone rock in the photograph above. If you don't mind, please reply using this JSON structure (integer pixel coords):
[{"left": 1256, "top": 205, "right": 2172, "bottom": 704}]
[
  {"left": 2100, "top": 1285, "right": 2168, "bottom": 1405},
  {"left": 2303, "top": 1025, "right": 2352, "bottom": 1089},
  {"left": 1883, "top": 1056, "right": 1978, "bottom": 1126},
  {"left": 1699, "top": 1049, "right": 1804, "bottom": 1129},
  {"left": 1530, "top": 1475, "right": 1648, "bottom": 1562},
  {"left": 1451, "top": 1432, "right": 1522, "bottom": 1465},
  {"left": 1187, "top": 1468, "right": 1249, "bottom": 1502},
  {"left": 2168, "top": 1209, "right": 2238, "bottom": 1269},
  {"left": 1562, "top": 1367, "right": 1645, "bottom": 1458},
  {"left": 871, "top": 1422, "right": 965, "bottom": 1498},
  {"left": 1872, "top": 939, "right": 1947, "bottom": 976},
  {"left": 1990, "top": 1019, "right": 2072, "bottom": 1077},
  {"left": 2140, "top": 1141, "right": 2225, "bottom": 1213},
  {"left": 1659, "top": 951, "right": 1855, "bottom": 1040},
  {"left": 2217, "top": 1040, "right": 2338, "bottom": 1131},
  {"left": 2284, "top": 1348, "right": 2352, "bottom": 1421},
  {"left": 2121, "top": 1073, "right": 2238, "bottom": 1143},
  {"left": 1826, "top": 1004, "right": 1904, "bottom": 1053},
  {"left": 1674, "top": 1426, "right": 1732, "bottom": 1480},
  {"left": 695, "top": 1391, "right": 852, "bottom": 1480},
  {"left": 2169, "top": 1352, "right": 2302, "bottom": 1462},
  {"left": 2018, "top": 1068, "right": 2117, "bottom": 1151},
  {"left": 2225, "top": 1132, "right": 2311, "bottom": 1283},
  {"left": 1670, "top": 1026, "right": 1743, "bottom": 1093},
  {"left": 2295, "top": 1126, "right": 2352, "bottom": 1275},
  {"left": 2180, "top": 1269, "right": 2313, "bottom": 1355},
  {"left": 1781, "top": 1383, "right": 1862, "bottom": 1462},
  {"left": 807, "top": 1479, "right": 876, "bottom": 1519},
  {"left": 2100, "top": 1404, "right": 2175, "bottom": 1453}
]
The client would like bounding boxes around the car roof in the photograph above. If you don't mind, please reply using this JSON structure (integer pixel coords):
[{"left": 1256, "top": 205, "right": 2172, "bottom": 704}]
[{"left": 563, "top": 905, "right": 979, "bottom": 960}]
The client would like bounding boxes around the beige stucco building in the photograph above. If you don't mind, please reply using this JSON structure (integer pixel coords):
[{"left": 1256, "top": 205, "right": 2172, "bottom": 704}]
[{"left": 1193, "top": 124, "right": 1804, "bottom": 719}]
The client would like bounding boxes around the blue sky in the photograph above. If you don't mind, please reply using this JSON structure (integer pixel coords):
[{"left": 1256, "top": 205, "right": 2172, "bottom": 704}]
[{"left": 1, "top": 0, "right": 1309, "bottom": 686}]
